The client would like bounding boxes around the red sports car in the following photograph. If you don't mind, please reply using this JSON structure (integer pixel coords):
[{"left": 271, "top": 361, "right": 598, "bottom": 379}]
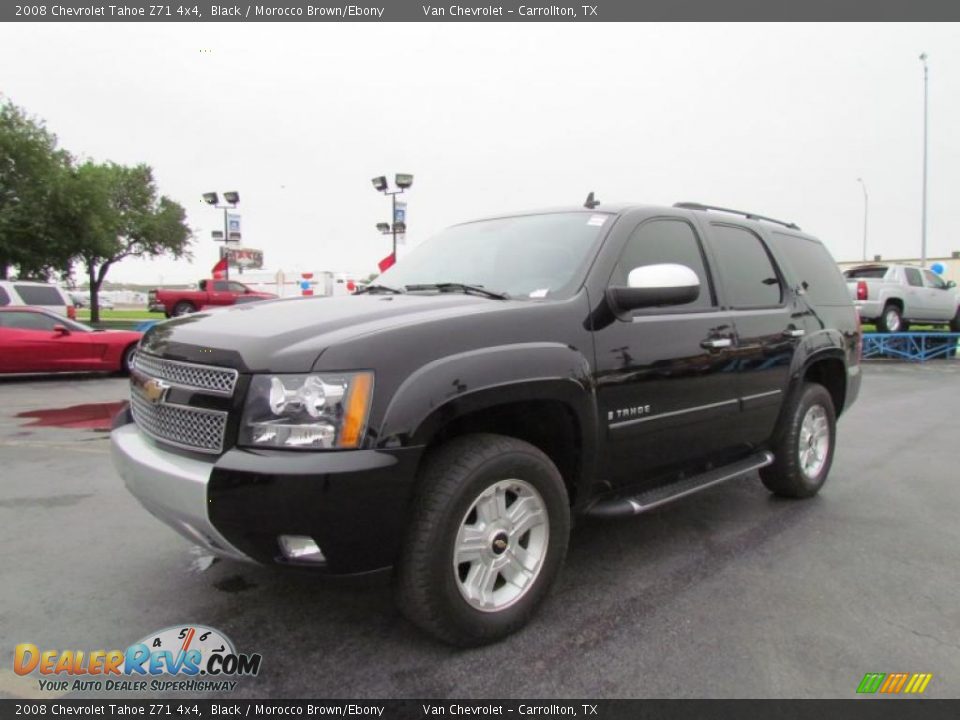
[{"left": 0, "top": 307, "right": 141, "bottom": 375}]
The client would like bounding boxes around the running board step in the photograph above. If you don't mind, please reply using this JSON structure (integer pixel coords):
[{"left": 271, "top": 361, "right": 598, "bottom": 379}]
[{"left": 584, "top": 451, "right": 775, "bottom": 519}]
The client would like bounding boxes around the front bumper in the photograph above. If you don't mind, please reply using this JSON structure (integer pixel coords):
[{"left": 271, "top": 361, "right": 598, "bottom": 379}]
[{"left": 111, "top": 422, "right": 423, "bottom": 574}]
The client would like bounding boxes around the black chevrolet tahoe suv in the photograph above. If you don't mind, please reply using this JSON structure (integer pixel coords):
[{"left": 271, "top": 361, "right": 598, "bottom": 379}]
[{"left": 111, "top": 201, "right": 861, "bottom": 646}]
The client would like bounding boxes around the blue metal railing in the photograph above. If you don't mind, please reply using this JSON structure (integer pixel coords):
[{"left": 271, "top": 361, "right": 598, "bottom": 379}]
[{"left": 862, "top": 332, "right": 960, "bottom": 362}]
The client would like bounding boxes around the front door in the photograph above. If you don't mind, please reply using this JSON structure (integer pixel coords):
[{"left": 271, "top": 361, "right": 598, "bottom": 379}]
[
  {"left": 593, "top": 216, "right": 742, "bottom": 490},
  {"left": 921, "top": 269, "right": 956, "bottom": 322}
]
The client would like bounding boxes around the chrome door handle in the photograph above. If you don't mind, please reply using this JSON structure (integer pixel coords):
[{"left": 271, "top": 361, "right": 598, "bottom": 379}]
[
  {"left": 783, "top": 328, "right": 805, "bottom": 338},
  {"left": 701, "top": 338, "right": 733, "bottom": 349}
]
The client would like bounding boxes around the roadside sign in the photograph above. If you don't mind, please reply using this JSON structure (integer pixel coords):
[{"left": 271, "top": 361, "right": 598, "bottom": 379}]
[
  {"left": 227, "top": 212, "right": 242, "bottom": 242},
  {"left": 395, "top": 201, "right": 406, "bottom": 245}
]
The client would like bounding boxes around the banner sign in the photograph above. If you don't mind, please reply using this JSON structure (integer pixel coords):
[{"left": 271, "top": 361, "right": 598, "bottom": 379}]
[{"left": 227, "top": 247, "right": 263, "bottom": 269}]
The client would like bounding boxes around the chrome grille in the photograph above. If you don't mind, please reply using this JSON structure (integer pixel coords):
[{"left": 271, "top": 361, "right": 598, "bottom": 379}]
[
  {"left": 133, "top": 352, "right": 238, "bottom": 396},
  {"left": 130, "top": 384, "right": 228, "bottom": 454}
]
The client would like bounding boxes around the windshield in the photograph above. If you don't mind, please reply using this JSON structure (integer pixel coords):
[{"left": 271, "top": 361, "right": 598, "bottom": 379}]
[{"left": 377, "top": 212, "right": 612, "bottom": 299}]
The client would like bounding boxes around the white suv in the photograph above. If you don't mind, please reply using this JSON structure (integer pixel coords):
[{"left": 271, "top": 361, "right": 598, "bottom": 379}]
[{"left": 0, "top": 281, "right": 76, "bottom": 319}]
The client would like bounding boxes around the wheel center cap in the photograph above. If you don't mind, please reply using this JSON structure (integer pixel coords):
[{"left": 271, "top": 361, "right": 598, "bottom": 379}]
[{"left": 491, "top": 532, "right": 509, "bottom": 555}]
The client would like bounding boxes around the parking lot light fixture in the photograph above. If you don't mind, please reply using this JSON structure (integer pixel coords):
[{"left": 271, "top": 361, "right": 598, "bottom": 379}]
[
  {"left": 204, "top": 190, "right": 241, "bottom": 281},
  {"left": 371, "top": 173, "right": 413, "bottom": 260}
]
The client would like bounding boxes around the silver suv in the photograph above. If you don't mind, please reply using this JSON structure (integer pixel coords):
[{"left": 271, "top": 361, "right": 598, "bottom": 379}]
[{"left": 844, "top": 264, "right": 960, "bottom": 332}]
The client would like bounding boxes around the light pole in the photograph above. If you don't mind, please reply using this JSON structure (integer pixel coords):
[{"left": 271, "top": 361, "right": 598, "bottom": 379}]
[
  {"left": 919, "top": 53, "right": 929, "bottom": 267},
  {"left": 371, "top": 174, "right": 413, "bottom": 261},
  {"left": 857, "top": 178, "right": 869, "bottom": 261},
  {"left": 202, "top": 191, "right": 240, "bottom": 280}
]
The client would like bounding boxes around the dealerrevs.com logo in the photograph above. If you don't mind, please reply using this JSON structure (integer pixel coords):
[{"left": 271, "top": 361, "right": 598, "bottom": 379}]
[{"left": 14, "top": 625, "right": 262, "bottom": 693}]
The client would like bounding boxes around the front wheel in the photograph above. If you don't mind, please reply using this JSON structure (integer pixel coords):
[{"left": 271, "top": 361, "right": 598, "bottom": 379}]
[
  {"left": 397, "top": 433, "right": 570, "bottom": 646},
  {"left": 950, "top": 308, "right": 960, "bottom": 332},
  {"left": 760, "top": 382, "right": 837, "bottom": 499},
  {"left": 121, "top": 344, "right": 138, "bottom": 375}
]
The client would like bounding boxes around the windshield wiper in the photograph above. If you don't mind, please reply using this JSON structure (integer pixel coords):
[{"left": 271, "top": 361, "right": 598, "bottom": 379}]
[
  {"left": 354, "top": 283, "right": 405, "bottom": 295},
  {"left": 405, "top": 283, "right": 509, "bottom": 300}
]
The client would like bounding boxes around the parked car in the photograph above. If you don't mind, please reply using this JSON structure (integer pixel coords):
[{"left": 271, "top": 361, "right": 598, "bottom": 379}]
[
  {"left": 69, "top": 291, "right": 114, "bottom": 310},
  {"left": 0, "top": 280, "right": 76, "bottom": 320},
  {"left": 112, "top": 201, "right": 861, "bottom": 646},
  {"left": 843, "top": 263, "right": 960, "bottom": 332},
  {"left": 148, "top": 279, "right": 276, "bottom": 317},
  {"left": 0, "top": 307, "right": 141, "bottom": 375}
]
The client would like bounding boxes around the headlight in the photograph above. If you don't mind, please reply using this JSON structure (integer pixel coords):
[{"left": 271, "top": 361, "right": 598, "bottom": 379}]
[{"left": 239, "top": 372, "right": 374, "bottom": 450}]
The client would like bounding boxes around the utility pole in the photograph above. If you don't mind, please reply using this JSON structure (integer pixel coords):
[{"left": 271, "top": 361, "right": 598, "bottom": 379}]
[{"left": 857, "top": 178, "right": 869, "bottom": 262}]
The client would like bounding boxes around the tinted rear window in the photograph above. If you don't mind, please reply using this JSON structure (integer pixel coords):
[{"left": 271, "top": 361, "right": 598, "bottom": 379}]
[
  {"left": 843, "top": 266, "right": 888, "bottom": 279},
  {"left": 0, "top": 287, "right": 9, "bottom": 305},
  {"left": 14, "top": 284, "right": 65, "bottom": 305},
  {"left": 770, "top": 233, "right": 851, "bottom": 306}
]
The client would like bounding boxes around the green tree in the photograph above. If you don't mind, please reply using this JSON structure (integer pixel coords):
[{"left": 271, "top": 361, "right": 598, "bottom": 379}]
[
  {"left": 0, "top": 99, "right": 74, "bottom": 279},
  {"left": 71, "top": 162, "right": 192, "bottom": 322}
]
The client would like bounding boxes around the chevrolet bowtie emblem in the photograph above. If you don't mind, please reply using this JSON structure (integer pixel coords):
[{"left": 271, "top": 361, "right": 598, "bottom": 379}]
[{"left": 142, "top": 378, "right": 170, "bottom": 404}]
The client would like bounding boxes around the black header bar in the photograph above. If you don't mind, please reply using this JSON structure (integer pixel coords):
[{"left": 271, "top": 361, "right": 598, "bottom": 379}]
[{"left": 3, "top": 0, "right": 960, "bottom": 21}]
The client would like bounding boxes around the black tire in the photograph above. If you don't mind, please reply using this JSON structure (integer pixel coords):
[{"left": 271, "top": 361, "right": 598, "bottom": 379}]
[
  {"left": 172, "top": 301, "right": 196, "bottom": 317},
  {"left": 397, "top": 433, "right": 570, "bottom": 647},
  {"left": 950, "top": 308, "right": 960, "bottom": 333},
  {"left": 876, "top": 303, "right": 903, "bottom": 333},
  {"left": 760, "top": 383, "right": 837, "bottom": 499},
  {"left": 121, "top": 344, "right": 138, "bottom": 375}
]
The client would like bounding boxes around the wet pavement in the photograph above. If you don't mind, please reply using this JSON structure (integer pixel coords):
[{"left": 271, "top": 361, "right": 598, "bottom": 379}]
[{"left": 0, "top": 364, "right": 958, "bottom": 699}]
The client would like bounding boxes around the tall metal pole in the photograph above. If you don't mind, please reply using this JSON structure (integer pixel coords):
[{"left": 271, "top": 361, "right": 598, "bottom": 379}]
[
  {"left": 222, "top": 206, "right": 230, "bottom": 281},
  {"left": 391, "top": 192, "right": 397, "bottom": 259},
  {"left": 920, "top": 53, "right": 929, "bottom": 268},
  {"left": 857, "top": 178, "right": 868, "bottom": 261}
]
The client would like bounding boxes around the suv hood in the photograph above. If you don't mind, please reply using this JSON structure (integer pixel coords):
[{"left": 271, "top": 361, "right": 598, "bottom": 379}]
[{"left": 139, "top": 293, "right": 519, "bottom": 372}]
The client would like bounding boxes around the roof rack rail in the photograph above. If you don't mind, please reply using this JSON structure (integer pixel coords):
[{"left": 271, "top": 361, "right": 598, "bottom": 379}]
[{"left": 673, "top": 202, "right": 800, "bottom": 231}]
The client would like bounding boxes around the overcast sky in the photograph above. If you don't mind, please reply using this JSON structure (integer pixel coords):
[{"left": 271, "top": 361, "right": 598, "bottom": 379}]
[{"left": 1, "top": 22, "right": 958, "bottom": 284}]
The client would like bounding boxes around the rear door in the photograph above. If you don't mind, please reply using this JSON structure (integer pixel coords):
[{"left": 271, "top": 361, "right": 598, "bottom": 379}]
[
  {"left": 593, "top": 215, "right": 742, "bottom": 488},
  {"left": 701, "top": 222, "right": 797, "bottom": 444},
  {"left": 902, "top": 267, "right": 926, "bottom": 318}
]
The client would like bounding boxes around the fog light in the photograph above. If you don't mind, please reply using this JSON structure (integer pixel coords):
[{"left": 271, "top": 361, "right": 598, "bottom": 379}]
[{"left": 278, "top": 535, "right": 325, "bottom": 563}]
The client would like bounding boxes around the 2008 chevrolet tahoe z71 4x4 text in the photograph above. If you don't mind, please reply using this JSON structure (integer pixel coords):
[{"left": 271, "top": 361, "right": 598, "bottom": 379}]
[{"left": 111, "top": 201, "right": 861, "bottom": 646}]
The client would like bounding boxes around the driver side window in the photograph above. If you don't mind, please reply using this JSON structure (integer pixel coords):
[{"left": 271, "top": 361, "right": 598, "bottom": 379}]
[
  {"left": 611, "top": 219, "right": 714, "bottom": 310},
  {"left": 1, "top": 311, "right": 59, "bottom": 331},
  {"left": 922, "top": 270, "right": 946, "bottom": 290}
]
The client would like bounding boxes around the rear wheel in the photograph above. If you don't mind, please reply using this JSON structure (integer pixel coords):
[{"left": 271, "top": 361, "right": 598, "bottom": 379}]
[
  {"left": 761, "top": 382, "right": 836, "bottom": 499},
  {"left": 876, "top": 303, "right": 903, "bottom": 333},
  {"left": 397, "top": 433, "right": 570, "bottom": 646},
  {"left": 172, "top": 301, "right": 196, "bottom": 317},
  {"left": 950, "top": 308, "right": 960, "bottom": 333}
]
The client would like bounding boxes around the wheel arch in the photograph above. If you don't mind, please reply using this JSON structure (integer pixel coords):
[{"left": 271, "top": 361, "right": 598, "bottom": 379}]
[{"left": 377, "top": 343, "right": 599, "bottom": 506}]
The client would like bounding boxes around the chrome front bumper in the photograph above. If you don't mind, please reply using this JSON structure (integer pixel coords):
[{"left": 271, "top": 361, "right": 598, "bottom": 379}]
[{"left": 111, "top": 424, "right": 253, "bottom": 563}]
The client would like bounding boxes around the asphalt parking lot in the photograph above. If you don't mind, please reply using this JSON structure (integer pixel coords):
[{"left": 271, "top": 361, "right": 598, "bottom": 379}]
[{"left": 1, "top": 362, "right": 958, "bottom": 700}]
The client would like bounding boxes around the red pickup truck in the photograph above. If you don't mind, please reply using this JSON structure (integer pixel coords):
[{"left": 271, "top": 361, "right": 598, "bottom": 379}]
[{"left": 148, "top": 279, "right": 276, "bottom": 317}]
